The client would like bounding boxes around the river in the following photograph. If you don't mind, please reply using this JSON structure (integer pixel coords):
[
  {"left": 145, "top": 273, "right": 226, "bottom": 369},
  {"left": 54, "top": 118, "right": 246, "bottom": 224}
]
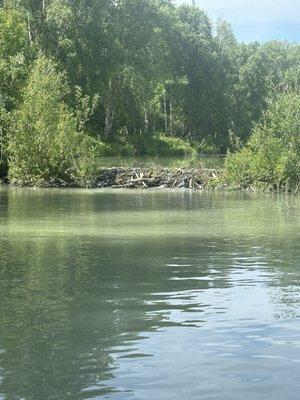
[{"left": 0, "top": 187, "right": 299, "bottom": 399}]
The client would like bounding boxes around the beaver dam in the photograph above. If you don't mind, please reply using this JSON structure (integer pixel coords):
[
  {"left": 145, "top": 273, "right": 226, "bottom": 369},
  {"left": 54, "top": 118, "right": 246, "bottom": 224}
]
[{"left": 95, "top": 167, "right": 219, "bottom": 189}]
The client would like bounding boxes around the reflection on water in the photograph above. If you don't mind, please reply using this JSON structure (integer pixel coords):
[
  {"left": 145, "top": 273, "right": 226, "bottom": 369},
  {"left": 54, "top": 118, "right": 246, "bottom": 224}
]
[{"left": 0, "top": 188, "right": 299, "bottom": 399}]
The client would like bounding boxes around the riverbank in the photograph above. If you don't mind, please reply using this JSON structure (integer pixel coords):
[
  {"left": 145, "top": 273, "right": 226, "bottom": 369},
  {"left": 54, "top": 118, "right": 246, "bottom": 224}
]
[
  {"left": 2, "top": 166, "right": 299, "bottom": 193},
  {"left": 1, "top": 167, "right": 221, "bottom": 189}
]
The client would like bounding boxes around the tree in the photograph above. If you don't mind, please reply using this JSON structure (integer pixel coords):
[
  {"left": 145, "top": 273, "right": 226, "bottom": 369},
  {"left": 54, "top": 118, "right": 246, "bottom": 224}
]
[
  {"left": 0, "top": 0, "right": 300, "bottom": 184},
  {"left": 0, "top": 6, "right": 30, "bottom": 175},
  {"left": 225, "top": 91, "right": 300, "bottom": 191},
  {"left": 8, "top": 56, "right": 98, "bottom": 186}
]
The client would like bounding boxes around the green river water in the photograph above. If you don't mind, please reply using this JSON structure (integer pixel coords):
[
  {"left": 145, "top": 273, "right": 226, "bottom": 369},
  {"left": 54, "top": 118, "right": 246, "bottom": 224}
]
[{"left": 0, "top": 187, "right": 299, "bottom": 399}]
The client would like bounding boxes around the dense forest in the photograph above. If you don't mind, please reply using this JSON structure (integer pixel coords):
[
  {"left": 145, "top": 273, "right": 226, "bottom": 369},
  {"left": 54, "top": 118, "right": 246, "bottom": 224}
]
[{"left": 0, "top": 0, "right": 299, "bottom": 187}]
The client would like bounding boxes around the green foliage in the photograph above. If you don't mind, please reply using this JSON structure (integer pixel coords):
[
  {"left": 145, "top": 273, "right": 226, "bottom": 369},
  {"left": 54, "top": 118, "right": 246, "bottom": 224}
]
[
  {"left": 98, "top": 141, "right": 136, "bottom": 157},
  {"left": 0, "top": 1, "right": 300, "bottom": 186},
  {"left": 152, "top": 134, "right": 196, "bottom": 156},
  {"left": 0, "top": 7, "right": 30, "bottom": 106},
  {"left": 0, "top": 158, "right": 7, "bottom": 180},
  {"left": 224, "top": 92, "right": 300, "bottom": 191},
  {"left": 8, "top": 56, "right": 99, "bottom": 187},
  {"left": 120, "top": 131, "right": 196, "bottom": 156},
  {"left": 97, "top": 132, "right": 196, "bottom": 157}
]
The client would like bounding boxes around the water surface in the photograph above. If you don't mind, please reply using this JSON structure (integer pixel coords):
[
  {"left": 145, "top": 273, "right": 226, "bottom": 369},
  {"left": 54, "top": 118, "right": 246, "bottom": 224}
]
[{"left": 0, "top": 188, "right": 299, "bottom": 399}]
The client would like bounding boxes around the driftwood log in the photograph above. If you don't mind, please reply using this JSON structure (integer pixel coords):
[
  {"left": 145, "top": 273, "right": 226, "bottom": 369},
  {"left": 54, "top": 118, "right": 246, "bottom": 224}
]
[{"left": 96, "top": 167, "right": 218, "bottom": 189}]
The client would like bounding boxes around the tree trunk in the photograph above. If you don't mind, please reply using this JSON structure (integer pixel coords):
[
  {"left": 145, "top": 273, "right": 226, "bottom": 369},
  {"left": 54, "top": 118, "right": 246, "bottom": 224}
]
[
  {"left": 104, "top": 106, "right": 114, "bottom": 138},
  {"left": 0, "top": 126, "right": 3, "bottom": 162},
  {"left": 164, "top": 90, "right": 168, "bottom": 134},
  {"left": 104, "top": 81, "right": 114, "bottom": 138},
  {"left": 169, "top": 97, "right": 173, "bottom": 136},
  {"left": 144, "top": 111, "right": 149, "bottom": 134},
  {"left": 163, "top": 86, "right": 171, "bottom": 135},
  {"left": 27, "top": 12, "right": 33, "bottom": 44}
]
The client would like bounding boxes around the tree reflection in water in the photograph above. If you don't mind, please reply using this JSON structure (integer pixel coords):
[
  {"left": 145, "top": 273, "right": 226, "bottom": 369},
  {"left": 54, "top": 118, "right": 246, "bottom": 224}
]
[{"left": 0, "top": 188, "right": 299, "bottom": 399}]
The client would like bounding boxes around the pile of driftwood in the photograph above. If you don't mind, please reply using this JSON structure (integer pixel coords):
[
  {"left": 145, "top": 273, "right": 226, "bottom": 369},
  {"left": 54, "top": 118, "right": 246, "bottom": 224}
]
[{"left": 96, "top": 167, "right": 218, "bottom": 189}]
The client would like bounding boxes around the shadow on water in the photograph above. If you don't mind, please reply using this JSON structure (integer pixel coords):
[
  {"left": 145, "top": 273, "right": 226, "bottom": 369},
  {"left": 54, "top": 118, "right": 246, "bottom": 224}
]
[{"left": 0, "top": 188, "right": 299, "bottom": 399}]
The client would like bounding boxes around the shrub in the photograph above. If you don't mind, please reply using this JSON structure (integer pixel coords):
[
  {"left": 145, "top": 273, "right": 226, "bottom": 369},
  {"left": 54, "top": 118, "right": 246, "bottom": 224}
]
[
  {"left": 130, "top": 133, "right": 196, "bottom": 156},
  {"left": 224, "top": 92, "right": 300, "bottom": 191},
  {"left": 154, "top": 133, "right": 197, "bottom": 156},
  {"left": 8, "top": 56, "right": 99, "bottom": 187},
  {"left": 100, "top": 130, "right": 197, "bottom": 157},
  {"left": 0, "top": 159, "right": 7, "bottom": 181}
]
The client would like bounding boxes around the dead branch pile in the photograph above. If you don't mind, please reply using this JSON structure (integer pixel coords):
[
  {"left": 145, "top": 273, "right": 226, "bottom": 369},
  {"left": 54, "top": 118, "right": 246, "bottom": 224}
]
[{"left": 96, "top": 167, "right": 219, "bottom": 189}]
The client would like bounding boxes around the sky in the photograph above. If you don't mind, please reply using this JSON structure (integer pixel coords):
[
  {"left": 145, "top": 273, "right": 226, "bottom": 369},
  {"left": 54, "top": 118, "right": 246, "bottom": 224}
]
[{"left": 176, "top": 0, "right": 300, "bottom": 42}]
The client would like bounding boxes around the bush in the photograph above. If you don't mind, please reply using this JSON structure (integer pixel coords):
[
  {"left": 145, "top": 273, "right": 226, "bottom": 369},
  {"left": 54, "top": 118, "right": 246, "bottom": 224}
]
[
  {"left": 130, "top": 132, "right": 196, "bottom": 156},
  {"left": 224, "top": 92, "right": 300, "bottom": 191},
  {"left": 154, "top": 133, "right": 197, "bottom": 156},
  {"left": 0, "top": 159, "right": 7, "bottom": 181},
  {"left": 8, "top": 56, "right": 99, "bottom": 187},
  {"left": 192, "top": 137, "right": 224, "bottom": 155},
  {"left": 99, "top": 130, "right": 196, "bottom": 157}
]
